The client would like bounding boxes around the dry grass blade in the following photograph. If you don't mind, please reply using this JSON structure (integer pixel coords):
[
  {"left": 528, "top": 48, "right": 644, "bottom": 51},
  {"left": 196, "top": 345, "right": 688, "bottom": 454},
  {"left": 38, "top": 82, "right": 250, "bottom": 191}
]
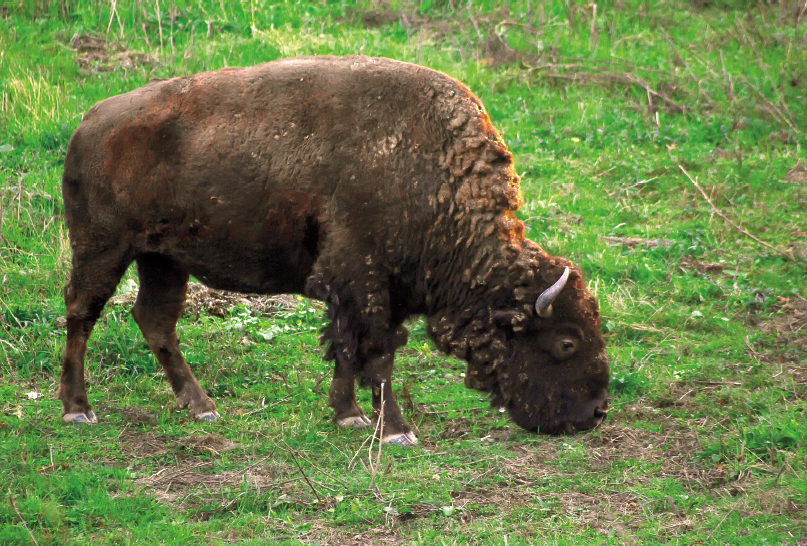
[
  {"left": 281, "top": 441, "right": 322, "bottom": 503},
  {"left": 9, "top": 490, "right": 39, "bottom": 546},
  {"left": 678, "top": 165, "right": 795, "bottom": 261},
  {"left": 526, "top": 63, "right": 685, "bottom": 114},
  {"left": 278, "top": 442, "right": 347, "bottom": 489},
  {"left": 740, "top": 75, "right": 798, "bottom": 133},
  {"left": 798, "top": 1, "right": 807, "bottom": 26},
  {"left": 369, "top": 381, "right": 385, "bottom": 489},
  {"left": 605, "top": 236, "right": 671, "bottom": 249}
]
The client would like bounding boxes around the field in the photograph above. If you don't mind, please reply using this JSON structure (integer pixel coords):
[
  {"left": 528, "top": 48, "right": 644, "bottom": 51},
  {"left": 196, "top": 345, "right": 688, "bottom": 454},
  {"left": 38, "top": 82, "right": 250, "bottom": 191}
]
[{"left": 1, "top": 0, "right": 806, "bottom": 544}]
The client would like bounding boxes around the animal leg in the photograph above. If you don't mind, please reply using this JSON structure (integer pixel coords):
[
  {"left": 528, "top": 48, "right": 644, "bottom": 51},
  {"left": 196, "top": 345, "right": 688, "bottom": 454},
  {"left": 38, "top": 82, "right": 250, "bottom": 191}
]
[
  {"left": 59, "top": 246, "right": 132, "bottom": 423},
  {"left": 307, "top": 255, "right": 414, "bottom": 443},
  {"left": 132, "top": 254, "right": 219, "bottom": 422},
  {"left": 328, "top": 353, "right": 371, "bottom": 429},
  {"left": 367, "top": 348, "right": 418, "bottom": 446}
]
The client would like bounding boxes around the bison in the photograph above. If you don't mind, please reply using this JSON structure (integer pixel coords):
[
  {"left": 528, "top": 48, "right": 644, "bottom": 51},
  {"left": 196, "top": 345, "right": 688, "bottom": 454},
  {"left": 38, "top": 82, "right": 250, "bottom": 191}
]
[{"left": 59, "top": 56, "right": 609, "bottom": 445}]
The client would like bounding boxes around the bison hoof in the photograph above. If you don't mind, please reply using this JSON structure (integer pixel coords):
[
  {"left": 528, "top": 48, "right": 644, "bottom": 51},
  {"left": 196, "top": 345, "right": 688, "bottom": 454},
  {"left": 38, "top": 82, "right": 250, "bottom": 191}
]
[
  {"left": 195, "top": 411, "right": 220, "bottom": 423},
  {"left": 63, "top": 411, "right": 98, "bottom": 424},
  {"left": 382, "top": 431, "right": 418, "bottom": 447},
  {"left": 337, "top": 415, "right": 371, "bottom": 429}
]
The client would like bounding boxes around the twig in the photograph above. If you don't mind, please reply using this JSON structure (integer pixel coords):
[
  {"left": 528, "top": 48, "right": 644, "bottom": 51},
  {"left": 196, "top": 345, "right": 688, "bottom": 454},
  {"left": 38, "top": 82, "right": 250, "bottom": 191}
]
[
  {"left": 528, "top": 62, "right": 605, "bottom": 72},
  {"left": 348, "top": 432, "right": 374, "bottom": 471},
  {"left": 17, "top": 176, "right": 22, "bottom": 221},
  {"left": 155, "top": 0, "right": 164, "bottom": 54},
  {"left": 283, "top": 441, "right": 322, "bottom": 503},
  {"left": 678, "top": 165, "right": 795, "bottom": 261},
  {"left": 466, "top": 464, "right": 498, "bottom": 485},
  {"left": 494, "top": 20, "right": 541, "bottom": 36},
  {"left": 369, "top": 381, "right": 385, "bottom": 489},
  {"left": 712, "top": 509, "right": 734, "bottom": 533},
  {"left": 592, "top": 165, "right": 617, "bottom": 179},
  {"left": 106, "top": 0, "right": 124, "bottom": 38},
  {"left": 527, "top": 65, "right": 685, "bottom": 113},
  {"left": 467, "top": 11, "right": 482, "bottom": 40},
  {"left": 797, "top": 1, "right": 807, "bottom": 27},
  {"left": 678, "top": 389, "right": 694, "bottom": 401},
  {"left": 9, "top": 490, "right": 39, "bottom": 546},
  {"left": 774, "top": 453, "right": 791, "bottom": 486},
  {"left": 238, "top": 451, "right": 276, "bottom": 476},
  {"left": 740, "top": 75, "right": 798, "bottom": 132},
  {"left": 289, "top": 449, "right": 348, "bottom": 488},
  {"left": 242, "top": 395, "right": 293, "bottom": 416},
  {"left": 745, "top": 335, "right": 762, "bottom": 364}
]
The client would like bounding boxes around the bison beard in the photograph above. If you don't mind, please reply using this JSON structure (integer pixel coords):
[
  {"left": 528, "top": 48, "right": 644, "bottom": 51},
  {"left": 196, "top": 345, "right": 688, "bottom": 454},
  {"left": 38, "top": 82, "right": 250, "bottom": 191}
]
[{"left": 58, "top": 56, "right": 609, "bottom": 445}]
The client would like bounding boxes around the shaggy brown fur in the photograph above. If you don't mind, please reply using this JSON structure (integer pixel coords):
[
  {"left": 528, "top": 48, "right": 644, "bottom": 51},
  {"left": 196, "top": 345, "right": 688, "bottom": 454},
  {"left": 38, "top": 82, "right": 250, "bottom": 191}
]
[{"left": 58, "top": 56, "right": 608, "bottom": 441}]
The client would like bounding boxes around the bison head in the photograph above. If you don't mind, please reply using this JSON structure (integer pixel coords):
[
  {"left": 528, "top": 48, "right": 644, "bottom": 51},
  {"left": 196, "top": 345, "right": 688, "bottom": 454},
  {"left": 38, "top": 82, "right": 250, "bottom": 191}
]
[
  {"left": 432, "top": 259, "right": 609, "bottom": 435},
  {"left": 493, "top": 263, "right": 608, "bottom": 434}
]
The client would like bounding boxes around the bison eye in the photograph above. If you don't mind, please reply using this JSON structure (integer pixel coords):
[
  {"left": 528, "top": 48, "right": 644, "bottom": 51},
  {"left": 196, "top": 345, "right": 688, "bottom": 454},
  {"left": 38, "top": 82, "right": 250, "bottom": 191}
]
[{"left": 551, "top": 336, "right": 578, "bottom": 360}]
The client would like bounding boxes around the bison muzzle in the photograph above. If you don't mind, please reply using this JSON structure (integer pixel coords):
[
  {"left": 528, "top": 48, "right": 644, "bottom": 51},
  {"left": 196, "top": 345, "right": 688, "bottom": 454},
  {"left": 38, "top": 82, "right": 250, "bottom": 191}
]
[{"left": 59, "top": 56, "right": 609, "bottom": 445}]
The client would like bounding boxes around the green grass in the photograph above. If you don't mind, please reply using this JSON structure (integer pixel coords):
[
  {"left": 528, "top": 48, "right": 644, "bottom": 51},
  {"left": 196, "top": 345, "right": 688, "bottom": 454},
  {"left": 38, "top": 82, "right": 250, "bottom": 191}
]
[{"left": 2, "top": 0, "right": 806, "bottom": 544}]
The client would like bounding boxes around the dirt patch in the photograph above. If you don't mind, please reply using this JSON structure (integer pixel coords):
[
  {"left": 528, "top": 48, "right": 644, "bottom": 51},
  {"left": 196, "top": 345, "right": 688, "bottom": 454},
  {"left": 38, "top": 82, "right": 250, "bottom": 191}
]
[
  {"left": 56, "top": 282, "right": 296, "bottom": 327},
  {"left": 359, "top": 10, "right": 401, "bottom": 29},
  {"left": 120, "top": 432, "right": 239, "bottom": 459},
  {"left": 438, "top": 417, "right": 475, "bottom": 440},
  {"left": 71, "top": 34, "right": 158, "bottom": 73},
  {"left": 107, "top": 282, "right": 299, "bottom": 318},
  {"left": 605, "top": 236, "right": 672, "bottom": 249},
  {"left": 135, "top": 460, "right": 281, "bottom": 492},
  {"left": 345, "top": 6, "right": 536, "bottom": 68},
  {"left": 101, "top": 404, "right": 158, "bottom": 426},
  {"left": 268, "top": 522, "right": 406, "bottom": 546},
  {"left": 583, "top": 422, "right": 718, "bottom": 483},
  {"left": 760, "top": 296, "right": 807, "bottom": 352},
  {"left": 178, "top": 434, "right": 239, "bottom": 455},
  {"left": 678, "top": 255, "right": 727, "bottom": 275},
  {"left": 132, "top": 456, "right": 298, "bottom": 512},
  {"left": 785, "top": 164, "right": 807, "bottom": 184},
  {"left": 435, "top": 418, "right": 741, "bottom": 534},
  {"left": 341, "top": 6, "right": 428, "bottom": 30},
  {"left": 121, "top": 432, "right": 174, "bottom": 458}
]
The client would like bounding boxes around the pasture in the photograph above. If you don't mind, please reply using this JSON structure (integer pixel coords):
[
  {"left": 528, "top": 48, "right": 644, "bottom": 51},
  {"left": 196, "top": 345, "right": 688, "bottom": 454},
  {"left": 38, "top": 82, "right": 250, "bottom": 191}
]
[{"left": 1, "top": 0, "right": 806, "bottom": 544}]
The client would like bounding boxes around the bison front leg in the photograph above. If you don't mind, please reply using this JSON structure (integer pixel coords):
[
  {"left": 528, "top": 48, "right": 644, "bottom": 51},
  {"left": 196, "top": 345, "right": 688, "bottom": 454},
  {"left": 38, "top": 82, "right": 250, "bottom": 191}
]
[
  {"left": 326, "top": 334, "right": 416, "bottom": 445},
  {"left": 328, "top": 351, "right": 371, "bottom": 429},
  {"left": 132, "top": 254, "right": 219, "bottom": 422},
  {"left": 366, "top": 349, "right": 418, "bottom": 446},
  {"left": 311, "top": 268, "right": 416, "bottom": 445}
]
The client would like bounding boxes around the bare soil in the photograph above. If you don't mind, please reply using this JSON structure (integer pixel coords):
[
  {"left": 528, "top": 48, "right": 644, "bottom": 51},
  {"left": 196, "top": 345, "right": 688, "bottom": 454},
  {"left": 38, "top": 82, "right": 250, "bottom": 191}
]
[{"left": 71, "top": 34, "right": 157, "bottom": 73}]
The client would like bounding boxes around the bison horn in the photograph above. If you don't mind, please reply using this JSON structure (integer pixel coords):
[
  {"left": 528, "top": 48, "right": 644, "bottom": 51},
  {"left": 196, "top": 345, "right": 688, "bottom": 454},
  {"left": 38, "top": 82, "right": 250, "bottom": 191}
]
[{"left": 535, "top": 267, "right": 570, "bottom": 318}]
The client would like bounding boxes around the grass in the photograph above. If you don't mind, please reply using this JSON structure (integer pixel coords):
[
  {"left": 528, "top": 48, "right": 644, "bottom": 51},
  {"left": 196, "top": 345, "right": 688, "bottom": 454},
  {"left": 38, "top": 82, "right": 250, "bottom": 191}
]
[{"left": 1, "top": 0, "right": 806, "bottom": 544}]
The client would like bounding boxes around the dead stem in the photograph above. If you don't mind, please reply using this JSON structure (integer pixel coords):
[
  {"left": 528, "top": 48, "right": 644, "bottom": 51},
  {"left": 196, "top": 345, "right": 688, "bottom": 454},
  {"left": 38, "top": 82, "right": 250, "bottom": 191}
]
[
  {"left": 526, "top": 63, "right": 685, "bottom": 114},
  {"left": 678, "top": 165, "right": 795, "bottom": 262},
  {"left": 282, "top": 440, "right": 322, "bottom": 503},
  {"left": 9, "top": 490, "right": 40, "bottom": 546},
  {"left": 369, "top": 381, "right": 385, "bottom": 489}
]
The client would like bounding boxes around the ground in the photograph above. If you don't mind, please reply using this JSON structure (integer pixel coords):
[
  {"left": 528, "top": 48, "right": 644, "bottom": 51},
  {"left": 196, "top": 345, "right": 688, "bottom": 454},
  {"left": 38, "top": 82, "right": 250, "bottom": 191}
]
[{"left": 1, "top": 1, "right": 806, "bottom": 544}]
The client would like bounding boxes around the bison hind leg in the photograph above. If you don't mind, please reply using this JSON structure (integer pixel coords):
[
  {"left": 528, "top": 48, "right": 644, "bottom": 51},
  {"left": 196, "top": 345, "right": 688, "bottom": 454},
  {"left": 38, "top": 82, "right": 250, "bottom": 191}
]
[
  {"left": 60, "top": 242, "right": 133, "bottom": 424},
  {"left": 132, "top": 253, "right": 219, "bottom": 422}
]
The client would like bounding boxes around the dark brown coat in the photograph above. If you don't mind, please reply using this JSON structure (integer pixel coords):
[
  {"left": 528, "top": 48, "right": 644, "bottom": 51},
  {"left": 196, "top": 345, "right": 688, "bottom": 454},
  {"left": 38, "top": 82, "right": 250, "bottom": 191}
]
[{"left": 59, "top": 57, "right": 608, "bottom": 442}]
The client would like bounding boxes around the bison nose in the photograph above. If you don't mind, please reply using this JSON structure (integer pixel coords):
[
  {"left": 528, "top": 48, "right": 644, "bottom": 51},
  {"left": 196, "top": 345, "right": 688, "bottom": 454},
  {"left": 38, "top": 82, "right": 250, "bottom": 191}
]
[
  {"left": 592, "top": 406, "right": 608, "bottom": 426},
  {"left": 573, "top": 398, "right": 608, "bottom": 431}
]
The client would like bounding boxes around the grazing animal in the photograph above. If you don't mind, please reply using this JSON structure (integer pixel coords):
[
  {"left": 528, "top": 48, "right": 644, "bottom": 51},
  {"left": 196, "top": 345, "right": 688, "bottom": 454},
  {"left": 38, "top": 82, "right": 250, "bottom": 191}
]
[{"left": 59, "top": 56, "right": 609, "bottom": 445}]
